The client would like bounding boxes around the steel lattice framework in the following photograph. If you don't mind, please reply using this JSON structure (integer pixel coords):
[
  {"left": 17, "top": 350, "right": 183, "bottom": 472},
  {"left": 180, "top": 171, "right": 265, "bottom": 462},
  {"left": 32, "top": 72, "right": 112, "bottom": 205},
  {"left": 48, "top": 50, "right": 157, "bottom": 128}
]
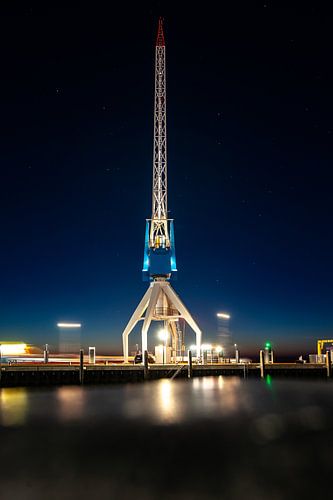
[
  {"left": 150, "top": 18, "right": 169, "bottom": 247},
  {"left": 122, "top": 18, "right": 202, "bottom": 364}
]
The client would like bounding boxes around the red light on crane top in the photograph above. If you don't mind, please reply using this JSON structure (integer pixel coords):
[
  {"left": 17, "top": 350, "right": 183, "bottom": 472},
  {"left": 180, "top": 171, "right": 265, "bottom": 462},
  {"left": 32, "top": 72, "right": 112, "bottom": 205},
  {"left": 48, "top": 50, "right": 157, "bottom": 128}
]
[{"left": 156, "top": 17, "right": 165, "bottom": 47}]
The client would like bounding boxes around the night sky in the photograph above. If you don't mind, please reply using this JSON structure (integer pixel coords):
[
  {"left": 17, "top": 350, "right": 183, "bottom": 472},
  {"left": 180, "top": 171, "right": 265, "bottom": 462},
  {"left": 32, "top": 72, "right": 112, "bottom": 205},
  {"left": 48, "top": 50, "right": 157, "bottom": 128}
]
[{"left": 1, "top": 2, "right": 332, "bottom": 357}]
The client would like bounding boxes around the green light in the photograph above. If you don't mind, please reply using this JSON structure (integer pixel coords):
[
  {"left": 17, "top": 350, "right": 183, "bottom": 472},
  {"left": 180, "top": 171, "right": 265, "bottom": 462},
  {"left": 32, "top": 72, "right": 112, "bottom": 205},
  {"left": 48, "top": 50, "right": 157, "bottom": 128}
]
[
  {"left": 265, "top": 341, "right": 271, "bottom": 349},
  {"left": 266, "top": 374, "right": 272, "bottom": 387}
]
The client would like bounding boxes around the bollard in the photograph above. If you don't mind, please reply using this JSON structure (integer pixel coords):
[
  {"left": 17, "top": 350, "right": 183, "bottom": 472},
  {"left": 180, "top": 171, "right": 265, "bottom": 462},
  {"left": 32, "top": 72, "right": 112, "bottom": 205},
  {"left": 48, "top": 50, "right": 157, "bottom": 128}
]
[
  {"left": 188, "top": 350, "right": 193, "bottom": 379},
  {"left": 143, "top": 350, "right": 149, "bottom": 380},
  {"left": 326, "top": 351, "right": 332, "bottom": 378},
  {"left": 79, "top": 349, "right": 84, "bottom": 385},
  {"left": 260, "top": 350, "right": 265, "bottom": 379},
  {"left": 44, "top": 344, "right": 49, "bottom": 364},
  {"left": 89, "top": 346, "right": 96, "bottom": 364}
]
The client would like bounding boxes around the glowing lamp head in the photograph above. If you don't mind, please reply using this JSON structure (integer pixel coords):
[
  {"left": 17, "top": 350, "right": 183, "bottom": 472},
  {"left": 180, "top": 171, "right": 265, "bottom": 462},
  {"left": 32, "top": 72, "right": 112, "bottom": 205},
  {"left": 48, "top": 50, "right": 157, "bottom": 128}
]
[
  {"left": 215, "top": 345, "right": 223, "bottom": 354},
  {"left": 57, "top": 323, "right": 82, "bottom": 328},
  {"left": 158, "top": 329, "right": 168, "bottom": 341},
  {"left": 217, "top": 312, "right": 231, "bottom": 320}
]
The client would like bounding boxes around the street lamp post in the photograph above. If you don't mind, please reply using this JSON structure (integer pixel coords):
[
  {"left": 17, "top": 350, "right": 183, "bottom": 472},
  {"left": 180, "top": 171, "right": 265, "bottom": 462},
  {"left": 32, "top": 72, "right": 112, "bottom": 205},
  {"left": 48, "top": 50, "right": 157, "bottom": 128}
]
[
  {"left": 215, "top": 345, "right": 223, "bottom": 363},
  {"left": 217, "top": 312, "right": 231, "bottom": 358},
  {"left": 57, "top": 322, "right": 82, "bottom": 357},
  {"left": 234, "top": 343, "right": 240, "bottom": 363},
  {"left": 201, "top": 344, "right": 212, "bottom": 365},
  {"left": 158, "top": 329, "right": 168, "bottom": 364}
]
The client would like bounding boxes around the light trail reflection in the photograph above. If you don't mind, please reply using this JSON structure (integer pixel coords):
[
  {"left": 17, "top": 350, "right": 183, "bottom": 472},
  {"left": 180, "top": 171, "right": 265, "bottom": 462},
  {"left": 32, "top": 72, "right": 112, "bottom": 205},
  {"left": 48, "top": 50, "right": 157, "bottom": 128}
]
[
  {"left": 0, "top": 377, "right": 261, "bottom": 426},
  {"left": 138, "top": 377, "right": 246, "bottom": 424},
  {"left": 155, "top": 379, "right": 179, "bottom": 423},
  {"left": 192, "top": 376, "right": 249, "bottom": 416},
  {"left": 56, "top": 387, "right": 85, "bottom": 421},
  {"left": 0, "top": 388, "right": 28, "bottom": 426}
]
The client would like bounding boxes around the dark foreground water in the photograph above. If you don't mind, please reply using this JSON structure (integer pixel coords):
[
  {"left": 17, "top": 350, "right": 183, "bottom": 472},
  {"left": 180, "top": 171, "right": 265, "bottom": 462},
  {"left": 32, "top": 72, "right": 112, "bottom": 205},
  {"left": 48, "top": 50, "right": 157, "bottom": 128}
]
[{"left": 1, "top": 377, "right": 333, "bottom": 499}]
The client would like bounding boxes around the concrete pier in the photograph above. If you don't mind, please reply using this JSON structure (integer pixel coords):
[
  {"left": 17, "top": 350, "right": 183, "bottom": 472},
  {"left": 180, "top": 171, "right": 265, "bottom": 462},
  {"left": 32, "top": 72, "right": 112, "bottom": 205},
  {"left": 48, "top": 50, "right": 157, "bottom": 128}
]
[{"left": 0, "top": 362, "right": 331, "bottom": 387}]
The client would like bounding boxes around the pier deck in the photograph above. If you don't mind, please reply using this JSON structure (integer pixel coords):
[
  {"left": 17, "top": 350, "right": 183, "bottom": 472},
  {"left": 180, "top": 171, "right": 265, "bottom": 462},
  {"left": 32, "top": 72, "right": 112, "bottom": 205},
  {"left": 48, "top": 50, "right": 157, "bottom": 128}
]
[{"left": 0, "top": 362, "right": 330, "bottom": 387}]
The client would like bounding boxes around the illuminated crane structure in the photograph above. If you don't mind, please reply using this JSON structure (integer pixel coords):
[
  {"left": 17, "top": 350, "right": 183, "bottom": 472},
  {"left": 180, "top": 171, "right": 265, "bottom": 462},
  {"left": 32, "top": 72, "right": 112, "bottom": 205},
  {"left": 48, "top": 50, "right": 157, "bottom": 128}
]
[{"left": 122, "top": 18, "right": 202, "bottom": 363}]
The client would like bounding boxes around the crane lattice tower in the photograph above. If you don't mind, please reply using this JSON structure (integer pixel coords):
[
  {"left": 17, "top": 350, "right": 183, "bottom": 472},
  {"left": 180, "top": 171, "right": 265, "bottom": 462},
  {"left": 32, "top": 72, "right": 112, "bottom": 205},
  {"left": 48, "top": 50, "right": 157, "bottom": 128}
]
[{"left": 122, "top": 18, "right": 202, "bottom": 363}]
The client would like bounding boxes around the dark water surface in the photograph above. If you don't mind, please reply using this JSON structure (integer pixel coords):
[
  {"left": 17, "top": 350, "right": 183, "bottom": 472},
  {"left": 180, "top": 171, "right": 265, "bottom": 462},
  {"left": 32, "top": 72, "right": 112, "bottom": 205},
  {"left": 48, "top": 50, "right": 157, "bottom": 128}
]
[{"left": 1, "top": 377, "right": 333, "bottom": 499}]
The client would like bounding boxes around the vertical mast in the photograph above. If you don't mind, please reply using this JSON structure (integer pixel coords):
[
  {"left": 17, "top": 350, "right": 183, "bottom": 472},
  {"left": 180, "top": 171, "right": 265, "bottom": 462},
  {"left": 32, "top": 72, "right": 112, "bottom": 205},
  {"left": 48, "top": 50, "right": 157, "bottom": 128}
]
[
  {"left": 143, "top": 17, "right": 176, "bottom": 281},
  {"left": 151, "top": 17, "right": 169, "bottom": 247}
]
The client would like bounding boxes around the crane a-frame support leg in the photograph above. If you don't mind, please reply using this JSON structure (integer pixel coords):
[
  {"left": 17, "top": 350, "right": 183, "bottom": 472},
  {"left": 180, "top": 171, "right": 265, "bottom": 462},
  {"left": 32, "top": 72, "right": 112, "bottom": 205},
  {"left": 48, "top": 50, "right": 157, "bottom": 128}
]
[{"left": 122, "top": 280, "right": 201, "bottom": 363}]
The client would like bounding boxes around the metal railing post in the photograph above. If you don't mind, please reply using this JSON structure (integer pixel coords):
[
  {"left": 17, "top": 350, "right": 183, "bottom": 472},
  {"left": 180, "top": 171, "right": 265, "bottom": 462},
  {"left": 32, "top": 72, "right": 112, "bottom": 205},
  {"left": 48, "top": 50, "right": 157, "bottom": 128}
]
[
  {"left": 326, "top": 351, "right": 332, "bottom": 378},
  {"left": 79, "top": 349, "right": 84, "bottom": 384},
  {"left": 44, "top": 344, "right": 49, "bottom": 364},
  {"left": 143, "top": 350, "right": 149, "bottom": 380},
  {"left": 260, "top": 350, "right": 265, "bottom": 379},
  {"left": 188, "top": 350, "right": 193, "bottom": 379}
]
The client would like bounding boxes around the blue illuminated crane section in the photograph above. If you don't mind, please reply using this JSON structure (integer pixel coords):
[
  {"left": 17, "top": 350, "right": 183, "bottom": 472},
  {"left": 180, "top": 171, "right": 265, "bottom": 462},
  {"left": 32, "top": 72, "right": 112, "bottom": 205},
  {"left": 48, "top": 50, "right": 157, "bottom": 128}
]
[{"left": 142, "top": 219, "right": 177, "bottom": 280}]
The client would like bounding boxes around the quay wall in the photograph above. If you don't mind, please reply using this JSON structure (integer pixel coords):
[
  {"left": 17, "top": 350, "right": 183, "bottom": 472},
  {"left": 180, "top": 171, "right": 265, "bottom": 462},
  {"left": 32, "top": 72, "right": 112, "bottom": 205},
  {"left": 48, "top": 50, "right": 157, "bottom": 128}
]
[{"left": 0, "top": 363, "right": 329, "bottom": 387}]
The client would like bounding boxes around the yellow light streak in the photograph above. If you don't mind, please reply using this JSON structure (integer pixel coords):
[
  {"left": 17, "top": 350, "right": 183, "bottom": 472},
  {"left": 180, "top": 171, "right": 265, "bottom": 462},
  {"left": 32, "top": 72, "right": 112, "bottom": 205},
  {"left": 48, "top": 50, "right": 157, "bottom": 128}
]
[{"left": 0, "top": 343, "right": 27, "bottom": 355}]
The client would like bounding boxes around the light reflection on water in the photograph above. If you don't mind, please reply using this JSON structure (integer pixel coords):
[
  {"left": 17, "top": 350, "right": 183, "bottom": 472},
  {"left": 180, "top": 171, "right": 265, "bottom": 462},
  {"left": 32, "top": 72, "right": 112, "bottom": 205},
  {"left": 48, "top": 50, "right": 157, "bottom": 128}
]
[
  {"left": 1, "top": 378, "right": 332, "bottom": 499},
  {"left": 1, "top": 377, "right": 330, "bottom": 428},
  {"left": 192, "top": 376, "right": 248, "bottom": 416},
  {"left": 0, "top": 377, "right": 253, "bottom": 426},
  {"left": 124, "top": 376, "right": 247, "bottom": 423},
  {"left": 56, "top": 386, "right": 85, "bottom": 421},
  {"left": 124, "top": 378, "right": 183, "bottom": 423},
  {"left": 0, "top": 387, "right": 28, "bottom": 426},
  {"left": 155, "top": 379, "right": 178, "bottom": 423}
]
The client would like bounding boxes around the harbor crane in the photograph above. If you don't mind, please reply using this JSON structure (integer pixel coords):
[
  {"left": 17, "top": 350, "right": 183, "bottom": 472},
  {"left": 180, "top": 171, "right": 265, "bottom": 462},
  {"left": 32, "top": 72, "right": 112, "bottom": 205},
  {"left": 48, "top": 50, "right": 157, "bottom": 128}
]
[{"left": 122, "top": 18, "right": 202, "bottom": 363}]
